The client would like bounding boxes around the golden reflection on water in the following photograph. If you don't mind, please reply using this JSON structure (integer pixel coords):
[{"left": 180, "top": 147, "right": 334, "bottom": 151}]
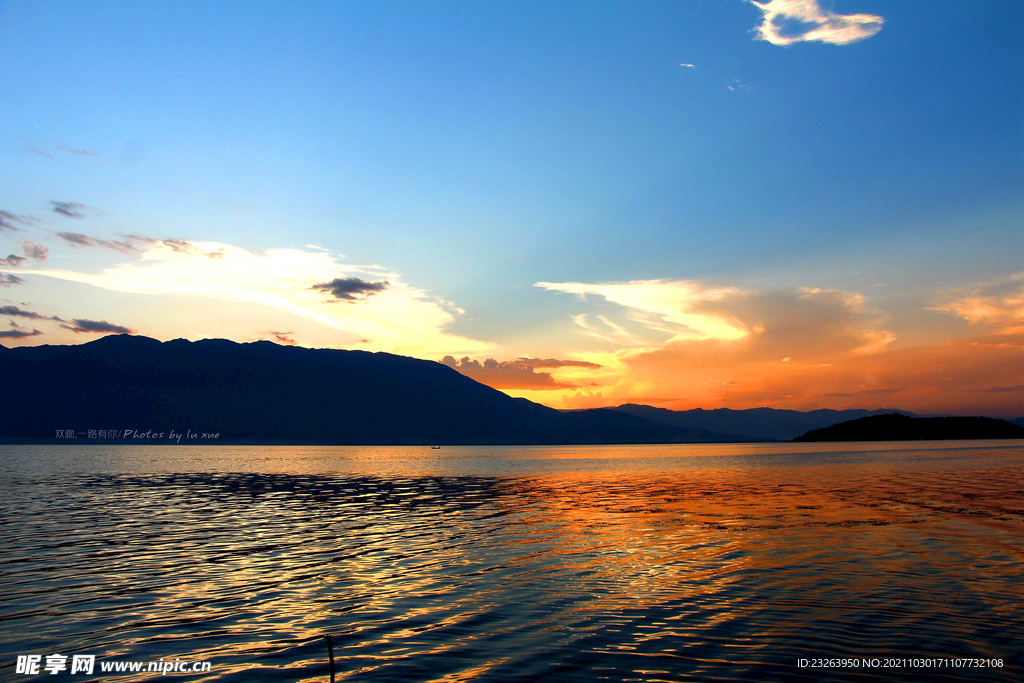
[{"left": 0, "top": 442, "right": 1021, "bottom": 682}]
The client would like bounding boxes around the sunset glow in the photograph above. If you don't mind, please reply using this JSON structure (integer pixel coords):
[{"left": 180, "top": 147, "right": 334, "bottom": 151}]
[{"left": 1, "top": 0, "right": 1020, "bottom": 416}]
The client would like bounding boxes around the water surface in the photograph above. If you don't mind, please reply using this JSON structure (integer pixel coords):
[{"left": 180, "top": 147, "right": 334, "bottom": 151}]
[{"left": 1, "top": 442, "right": 1021, "bottom": 681}]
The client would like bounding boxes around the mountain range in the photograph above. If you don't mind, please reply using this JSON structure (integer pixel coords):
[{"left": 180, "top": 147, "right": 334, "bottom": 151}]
[{"left": 1, "top": 335, "right": 1019, "bottom": 445}]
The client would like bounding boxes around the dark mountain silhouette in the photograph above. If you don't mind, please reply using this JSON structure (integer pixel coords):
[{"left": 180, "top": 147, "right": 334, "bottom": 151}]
[
  {"left": 610, "top": 404, "right": 919, "bottom": 441},
  {"left": 1011, "top": 417, "right": 1024, "bottom": 429},
  {"left": 793, "top": 414, "right": 1024, "bottom": 442},
  {"left": 0, "top": 335, "right": 737, "bottom": 445}
]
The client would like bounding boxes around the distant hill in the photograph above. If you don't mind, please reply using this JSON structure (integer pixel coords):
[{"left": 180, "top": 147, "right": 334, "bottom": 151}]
[
  {"left": 611, "top": 404, "right": 919, "bottom": 441},
  {"left": 0, "top": 335, "right": 738, "bottom": 445},
  {"left": 793, "top": 414, "right": 1024, "bottom": 442},
  {"left": 4, "top": 335, "right": 1015, "bottom": 446}
]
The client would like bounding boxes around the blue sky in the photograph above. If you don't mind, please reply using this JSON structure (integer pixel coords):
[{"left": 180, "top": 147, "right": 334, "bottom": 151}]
[{"left": 1, "top": 1, "right": 1021, "bottom": 414}]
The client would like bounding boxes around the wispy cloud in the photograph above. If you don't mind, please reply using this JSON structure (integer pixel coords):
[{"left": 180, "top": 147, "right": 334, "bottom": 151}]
[
  {"left": 0, "top": 274, "right": 25, "bottom": 287},
  {"left": 56, "top": 232, "right": 152, "bottom": 253},
  {"left": 541, "top": 280, "right": 895, "bottom": 362},
  {"left": 0, "top": 255, "right": 26, "bottom": 267},
  {"left": 311, "top": 277, "right": 389, "bottom": 302},
  {"left": 967, "top": 385, "right": 1024, "bottom": 394},
  {"left": 51, "top": 201, "right": 90, "bottom": 219},
  {"left": 680, "top": 63, "right": 696, "bottom": 68},
  {"left": 23, "top": 138, "right": 99, "bottom": 159},
  {"left": 931, "top": 272, "right": 1024, "bottom": 333},
  {"left": 0, "top": 306, "right": 132, "bottom": 335},
  {"left": 0, "top": 210, "right": 37, "bottom": 232},
  {"left": 14, "top": 240, "right": 491, "bottom": 357},
  {"left": 262, "top": 330, "right": 297, "bottom": 345},
  {"left": 749, "top": 0, "right": 884, "bottom": 46},
  {"left": 159, "top": 239, "right": 225, "bottom": 257},
  {"left": 0, "top": 307, "right": 52, "bottom": 321},
  {"left": 59, "top": 319, "right": 134, "bottom": 334},
  {"left": 0, "top": 321, "right": 42, "bottom": 339},
  {"left": 568, "top": 314, "right": 646, "bottom": 347},
  {"left": 0, "top": 306, "right": 61, "bottom": 321},
  {"left": 55, "top": 233, "right": 97, "bottom": 246},
  {"left": 56, "top": 144, "right": 99, "bottom": 157},
  {"left": 538, "top": 279, "right": 750, "bottom": 342},
  {"left": 515, "top": 357, "right": 602, "bottom": 369}
]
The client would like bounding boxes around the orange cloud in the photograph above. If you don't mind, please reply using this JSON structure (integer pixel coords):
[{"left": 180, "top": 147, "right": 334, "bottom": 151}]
[
  {"left": 543, "top": 332, "right": 1020, "bottom": 416},
  {"left": 440, "top": 356, "right": 593, "bottom": 390},
  {"left": 931, "top": 272, "right": 1024, "bottom": 333},
  {"left": 526, "top": 277, "right": 1022, "bottom": 416},
  {"left": 516, "top": 357, "right": 602, "bottom": 369}
]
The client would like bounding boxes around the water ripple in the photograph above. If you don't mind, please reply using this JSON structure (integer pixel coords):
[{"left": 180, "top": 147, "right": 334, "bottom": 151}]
[{"left": 1, "top": 443, "right": 1021, "bottom": 681}]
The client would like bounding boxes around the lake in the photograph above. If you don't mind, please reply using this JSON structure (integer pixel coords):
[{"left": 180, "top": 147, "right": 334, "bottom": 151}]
[{"left": 1, "top": 442, "right": 1021, "bottom": 682}]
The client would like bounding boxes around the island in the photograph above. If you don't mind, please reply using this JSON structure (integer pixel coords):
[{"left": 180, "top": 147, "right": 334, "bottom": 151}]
[{"left": 793, "top": 413, "right": 1024, "bottom": 442}]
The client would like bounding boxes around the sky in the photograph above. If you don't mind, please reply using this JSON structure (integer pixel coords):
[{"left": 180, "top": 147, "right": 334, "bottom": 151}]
[{"left": 1, "top": 0, "right": 1021, "bottom": 416}]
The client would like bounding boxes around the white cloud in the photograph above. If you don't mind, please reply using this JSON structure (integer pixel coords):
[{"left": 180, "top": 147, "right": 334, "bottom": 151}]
[
  {"left": 536, "top": 278, "right": 896, "bottom": 364},
  {"left": 6, "top": 240, "right": 492, "bottom": 357},
  {"left": 537, "top": 279, "right": 750, "bottom": 343},
  {"left": 749, "top": 0, "right": 884, "bottom": 46}
]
